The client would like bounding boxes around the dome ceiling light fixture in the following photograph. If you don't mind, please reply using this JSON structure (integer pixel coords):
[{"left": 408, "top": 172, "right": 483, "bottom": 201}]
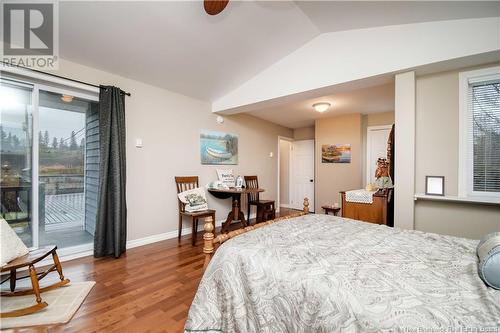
[
  {"left": 61, "top": 95, "right": 74, "bottom": 103},
  {"left": 312, "top": 102, "right": 331, "bottom": 113}
]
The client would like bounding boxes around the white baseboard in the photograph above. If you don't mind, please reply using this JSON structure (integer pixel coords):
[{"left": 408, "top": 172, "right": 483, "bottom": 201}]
[
  {"left": 127, "top": 212, "right": 258, "bottom": 249},
  {"left": 125, "top": 229, "right": 181, "bottom": 250},
  {"left": 124, "top": 212, "right": 261, "bottom": 250},
  {"left": 126, "top": 217, "right": 226, "bottom": 250},
  {"left": 55, "top": 214, "right": 258, "bottom": 263}
]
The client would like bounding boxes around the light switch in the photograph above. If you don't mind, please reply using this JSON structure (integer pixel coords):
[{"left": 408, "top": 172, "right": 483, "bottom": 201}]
[{"left": 136, "top": 138, "right": 143, "bottom": 148}]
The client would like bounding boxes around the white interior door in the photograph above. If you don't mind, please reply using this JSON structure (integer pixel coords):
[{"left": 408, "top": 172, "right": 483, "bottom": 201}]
[
  {"left": 291, "top": 140, "right": 314, "bottom": 211},
  {"left": 366, "top": 125, "right": 392, "bottom": 184}
]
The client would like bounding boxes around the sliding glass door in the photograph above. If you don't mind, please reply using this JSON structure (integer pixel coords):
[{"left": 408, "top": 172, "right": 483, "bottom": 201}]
[
  {"left": 0, "top": 80, "right": 34, "bottom": 247},
  {"left": 0, "top": 77, "right": 98, "bottom": 252},
  {"left": 38, "top": 89, "right": 98, "bottom": 248}
]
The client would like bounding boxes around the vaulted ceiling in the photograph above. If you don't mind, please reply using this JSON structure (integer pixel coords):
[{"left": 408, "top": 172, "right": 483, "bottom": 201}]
[
  {"left": 60, "top": 1, "right": 318, "bottom": 101},
  {"left": 59, "top": 1, "right": 500, "bottom": 101}
]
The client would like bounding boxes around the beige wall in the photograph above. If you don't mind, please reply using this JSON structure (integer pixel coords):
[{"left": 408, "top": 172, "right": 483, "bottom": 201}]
[
  {"left": 416, "top": 70, "right": 460, "bottom": 195},
  {"left": 50, "top": 59, "right": 292, "bottom": 241},
  {"left": 394, "top": 71, "right": 416, "bottom": 230},
  {"left": 364, "top": 111, "right": 395, "bottom": 127},
  {"left": 415, "top": 201, "right": 499, "bottom": 239},
  {"left": 415, "top": 65, "right": 500, "bottom": 238},
  {"left": 293, "top": 126, "right": 315, "bottom": 140},
  {"left": 315, "top": 114, "right": 363, "bottom": 212},
  {"left": 35, "top": 59, "right": 500, "bottom": 242},
  {"left": 361, "top": 111, "right": 395, "bottom": 186},
  {"left": 279, "top": 140, "right": 291, "bottom": 205}
]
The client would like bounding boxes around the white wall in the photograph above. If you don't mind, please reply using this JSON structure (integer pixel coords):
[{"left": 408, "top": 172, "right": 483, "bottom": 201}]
[
  {"left": 49, "top": 59, "right": 292, "bottom": 242},
  {"left": 214, "top": 17, "right": 500, "bottom": 113}
]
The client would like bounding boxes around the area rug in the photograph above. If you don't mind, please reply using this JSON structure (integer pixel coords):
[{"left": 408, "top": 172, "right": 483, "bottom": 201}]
[{"left": 0, "top": 281, "right": 95, "bottom": 329}]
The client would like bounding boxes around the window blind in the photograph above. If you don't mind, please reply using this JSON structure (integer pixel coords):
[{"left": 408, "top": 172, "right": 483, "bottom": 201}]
[{"left": 470, "top": 80, "right": 500, "bottom": 193}]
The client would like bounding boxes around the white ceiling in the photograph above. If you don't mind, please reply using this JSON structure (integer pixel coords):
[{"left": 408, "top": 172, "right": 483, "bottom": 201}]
[
  {"left": 295, "top": 1, "right": 500, "bottom": 33},
  {"left": 247, "top": 78, "right": 395, "bottom": 129},
  {"left": 58, "top": 1, "right": 500, "bottom": 101},
  {"left": 59, "top": 1, "right": 318, "bottom": 101}
]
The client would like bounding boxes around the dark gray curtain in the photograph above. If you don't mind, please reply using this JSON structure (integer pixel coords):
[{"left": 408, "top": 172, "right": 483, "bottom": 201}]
[{"left": 94, "top": 86, "right": 127, "bottom": 258}]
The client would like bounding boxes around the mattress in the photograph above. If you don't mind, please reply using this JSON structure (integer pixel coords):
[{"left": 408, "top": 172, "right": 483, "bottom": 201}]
[{"left": 185, "top": 214, "right": 500, "bottom": 333}]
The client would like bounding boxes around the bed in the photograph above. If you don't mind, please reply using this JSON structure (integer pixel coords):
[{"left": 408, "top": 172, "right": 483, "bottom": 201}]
[{"left": 185, "top": 204, "right": 500, "bottom": 333}]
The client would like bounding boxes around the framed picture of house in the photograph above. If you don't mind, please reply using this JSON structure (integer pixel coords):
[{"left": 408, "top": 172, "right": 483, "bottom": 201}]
[
  {"left": 321, "top": 144, "right": 351, "bottom": 163},
  {"left": 425, "top": 176, "right": 445, "bottom": 196}
]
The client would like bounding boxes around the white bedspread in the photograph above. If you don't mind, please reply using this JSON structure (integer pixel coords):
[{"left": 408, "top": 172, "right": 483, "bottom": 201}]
[{"left": 185, "top": 214, "right": 500, "bottom": 333}]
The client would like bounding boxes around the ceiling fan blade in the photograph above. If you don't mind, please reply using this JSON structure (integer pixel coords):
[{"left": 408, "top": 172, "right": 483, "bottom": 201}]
[{"left": 204, "top": 0, "right": 229, "bottom": 15}]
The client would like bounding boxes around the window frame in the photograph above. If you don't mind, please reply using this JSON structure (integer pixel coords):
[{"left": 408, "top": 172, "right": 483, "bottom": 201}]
[{"left": 458, "top": 65, "right": 500, "bottom": 201}]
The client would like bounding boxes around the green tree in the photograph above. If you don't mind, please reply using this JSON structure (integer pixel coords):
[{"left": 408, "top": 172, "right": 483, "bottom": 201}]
[
  {"left": 80, "top": 137, "right": 85, "bottom": 149},
  {"left": 6, "top": 132, "right": 12, "bottom": 150},
  {"left": 70, "top": 131, "right": 78, "bottom": 149},
  {"left": 43, "top": 130, "right": 50, "bottom": 147},
  {"left": 12, "top": 135, "right": 20, "bottom": 148},
  {"left": 52, "top": 137, "right": 58, "bottom": 149},
  {"left": 59, "top": 137, "right": 67, "bottom": 150},
  {"left": 0, "top": 126, "right": 6, "bottom": 152},
  {"left": 0, "top": 125, "right": 6, "bottom": 144},
  {"left": 224, "top": 134, "right": 237, "bottom": 154},
  {"left": 39, "top": 131, "right": 45, "bottom": 148}
]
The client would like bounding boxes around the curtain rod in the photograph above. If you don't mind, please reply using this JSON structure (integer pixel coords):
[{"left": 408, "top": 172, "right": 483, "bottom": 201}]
[{"left": 0, "top": 61, "right": 131, "bottom": 97}]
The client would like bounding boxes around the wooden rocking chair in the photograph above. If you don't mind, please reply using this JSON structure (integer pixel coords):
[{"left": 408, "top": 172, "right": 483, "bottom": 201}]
[{"left": 0, "top": 245, "right": 70, "bottom": 318}]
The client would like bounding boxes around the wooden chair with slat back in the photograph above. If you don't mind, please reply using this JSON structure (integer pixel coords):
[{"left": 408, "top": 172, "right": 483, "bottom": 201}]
[
  {"left": 175, "top": 176, "right": 216, "bottom": 246},
  {"left": 244, "top": 176, "right": 275, "bottom": 223}
]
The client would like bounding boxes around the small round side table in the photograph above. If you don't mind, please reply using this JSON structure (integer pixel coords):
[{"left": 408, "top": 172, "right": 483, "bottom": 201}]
[{"left": 321, "top": 205, "right": 341, "bottom": 216}]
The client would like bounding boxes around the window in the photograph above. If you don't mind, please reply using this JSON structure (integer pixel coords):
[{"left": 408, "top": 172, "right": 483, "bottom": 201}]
[{"left": 459, "top": 66, "right": 500, "bottom": 200}]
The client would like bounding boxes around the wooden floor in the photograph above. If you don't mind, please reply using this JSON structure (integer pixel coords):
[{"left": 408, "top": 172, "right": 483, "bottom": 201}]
[{"left": 3, "top": 207, "right": 298, "bottom": 333}]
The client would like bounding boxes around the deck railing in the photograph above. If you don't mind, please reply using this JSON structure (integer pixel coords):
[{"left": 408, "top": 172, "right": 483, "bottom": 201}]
[
  {"left": 39, "top": 174, "right": 84, "bottom": 195},
  {"left": 1, "top": 174, "right": 84, "bottom": 228}
]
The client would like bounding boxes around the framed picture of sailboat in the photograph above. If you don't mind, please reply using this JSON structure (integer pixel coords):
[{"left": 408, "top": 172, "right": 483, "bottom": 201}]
[{"left": 200, "top": 130, "right": 238, "bottom": 165}]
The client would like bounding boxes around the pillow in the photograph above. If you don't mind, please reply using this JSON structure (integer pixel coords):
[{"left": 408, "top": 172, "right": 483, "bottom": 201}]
[
  {"left": 178, "top": 187, "right": 209, "bottom": 212},
  {"left": 0, "top": 218, "right": 29, "bottom": 267},
  {"left": 476, "top": 232, "right": 500, "bottom": 290},
  {"left": 216, "top": 169, "right": 235, "bottom": 188}
]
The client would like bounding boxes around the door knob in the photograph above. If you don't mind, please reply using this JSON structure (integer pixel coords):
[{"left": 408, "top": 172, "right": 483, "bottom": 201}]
[{"left": 310, "top": 179, "right": 314, "bottom": 183}]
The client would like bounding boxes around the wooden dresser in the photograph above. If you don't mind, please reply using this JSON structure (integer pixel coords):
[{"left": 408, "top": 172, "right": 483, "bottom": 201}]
[{"left": 340, "top": 189, "right": 392, "bottom": 226}]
